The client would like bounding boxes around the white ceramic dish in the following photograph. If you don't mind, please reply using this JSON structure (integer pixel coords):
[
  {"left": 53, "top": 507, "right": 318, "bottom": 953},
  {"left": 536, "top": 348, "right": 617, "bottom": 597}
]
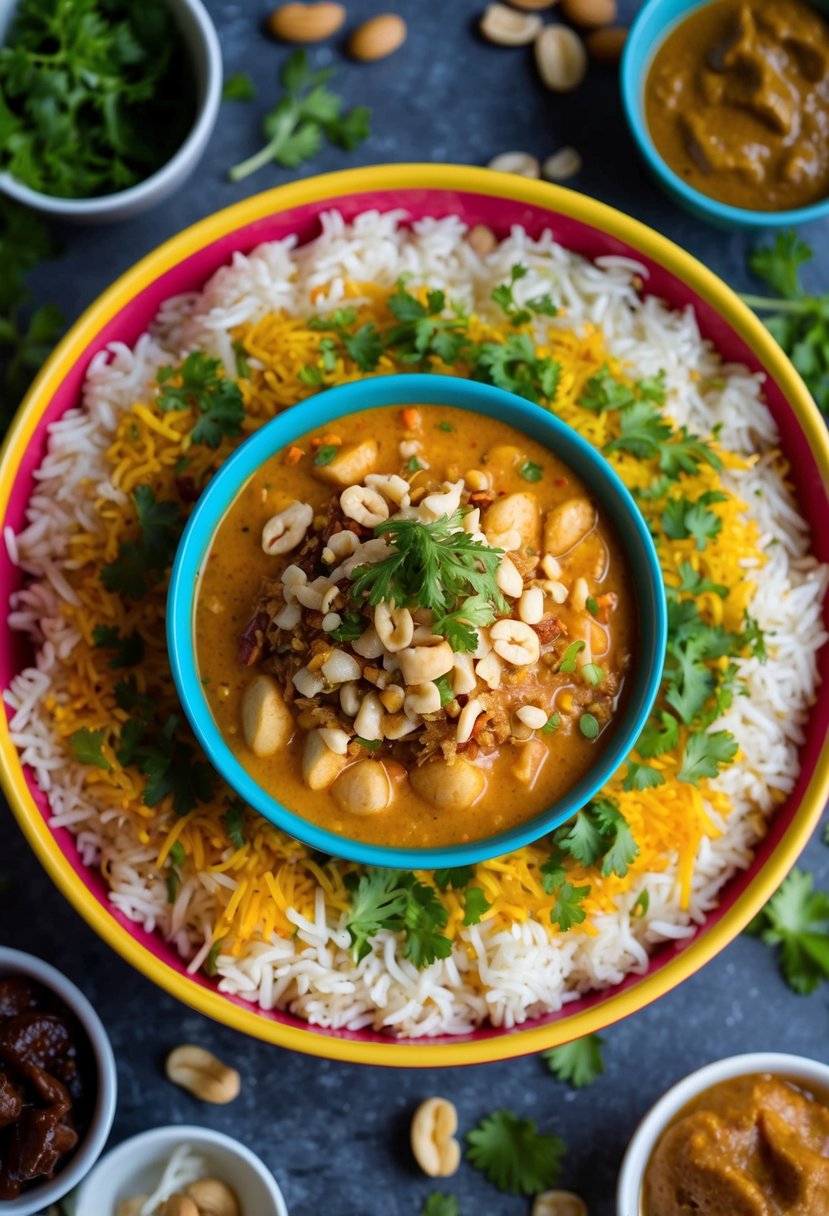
[
  {"left": 0, "top": 946, "right": 117, "bottom": 1216},
  {"left": 0, "top": 0, "right": 222, "bottom": 222},
  {"left": 68, "top": 1124, "right": 288, "bottom": 1216},
  {"left": 617, "top": 1051, "right": 829, "bottom": 1216}
]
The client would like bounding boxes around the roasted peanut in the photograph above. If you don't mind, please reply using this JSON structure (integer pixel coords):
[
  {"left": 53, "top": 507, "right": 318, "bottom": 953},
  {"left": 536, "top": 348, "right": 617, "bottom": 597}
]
[
  {"left": 116, "top": 1200, "right": 149, "bottom": 1216},
  {"left": 165, "top": 1045, "right": 240, "bottom": 1104},
  {"left": 267, "top": 2, "right": 346, "bottom": 41},
  {"left": 456, "top": 697, "right": 484, "bottom": 744},
  {"left": 535, "top": 25, "right": 588, "bottom": 91},
  {"left": 542, "top": 147, "right": 583, "bottom": 182},
  {"left": 544, "top": 497, "right": 596, "bottom": 555},
  {"left": 487, "top": 151, "right": 541, "bottom": 178},
  {"left": 410, "top": 1096, "right": 461, "bottom": 1177},
  {"left": 399, "top": 639, "right": 454, "bottom": 684},
  {"left": 484, "top": 491, "right": 541, "bottom": 553},
  {"left": 186, "top": 1179, "right": 241, "bottom": 1216},
  {"left": 561, "top": 0, "right": 616, "bottom": 26},
  {"left": 532, "top": 1192, "right": 588, "bottom": 1216},
  {"left": 340, "top": 484, "right": 389, "bottom": 528},
  {"left": 420, "top": 479, "right": 463, "bottom": 521},
  {"left": 480, "top": 3, "right": 542, "bottom": 45},
  {"left": 516, "top": 704, "right": 548, "bottom": 730},
  {"left": 490, "top": 618, "right": 541, "bottom": 666},
  {"left": 585, "top": 25, "right": 627, "bottom": 62},
  {"left": 333, "top": 760, "right": 393, "bottom": 815},
  {"left": 261, "top": 500, "right": 313, "bottom": 555},
  {"left": 466, "top": 224, "right": 498, "bottom": 257},
  {"left": 159, "top": 1198, "right": 199, "bottom": 1216},
  {"left": 302, "top": 728, "right": 348, "bottom": 789},
  {"left": 410, "top": 757, "right": 486, "bottom": 813},
  {"left": 349, "top": 13, "right": 407, "bottom": 60},
  {"left": 496, "top": 553, "right": 524, "bottom": 598},
  {"left": 242, "top": 674, "right": 293, "bottom": 757},
  {"left": 374, "top": 602, "right": 414, "bottom": 652}
]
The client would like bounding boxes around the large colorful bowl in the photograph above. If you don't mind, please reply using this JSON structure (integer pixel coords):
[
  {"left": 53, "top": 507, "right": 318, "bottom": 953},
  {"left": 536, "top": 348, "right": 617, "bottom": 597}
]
[{"left": 1, "top": 164, "right": 828, "bottom": 1067}]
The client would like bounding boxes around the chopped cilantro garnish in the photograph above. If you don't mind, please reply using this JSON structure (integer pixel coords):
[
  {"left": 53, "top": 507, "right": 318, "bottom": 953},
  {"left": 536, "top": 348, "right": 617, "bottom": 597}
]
[
  {"left": 421, "top": 1195, "right": 459, "bottom": 1216},
  {"left": 222, "top": 72, "right": 255, "bottom": 101},
  {"left": 100, "top": 486, "right": 183, "bottom": 600},
  {"left": 314, "top": 444, "right": 338, "bottom": 466},
  {"left": 405, "top": 455, "right": 424, "bottom": 473},
  {"left": 543, "top": 1033, "right": 604, "bottom": 1088},
  {"left": 166, "top": 871, "right": 180, "bottom": 903},
  {"left": 169, "top": 840, "right": 186, "bottom": 868},
  {"left": 623, "top": 762, "right": 665, "bottom": 791},
  {"left": 433, "top": 866, "right": 475, "bottom": 890},
  {"left": 69, "top": 727, "right": 111, "bottom": 771},
  {"left": 438, "top": 421, "right": 455, "bottom": 432},
  {"left": 462, "top": 887, "right": 491, "bottom": 926},
  {"left": 206, "top": 940, "right": 223, "bottom": 977},
  {"left": 632, "top": 889, "right": 650, "bottom": 917},
  {"left": 345, "top": 868, "right": 451, "bottom": 967},
  {"left": 677, "top": 729, "right": 738, "bottom": 786},
  {"left": 517, "top": 460, "right": 543, "bottom": 482},
  {"left": 553, "top": 797, "right": 638, "bottom": 879},
  {"left": 354, "top": 736, "right": 381, "bottom": 751},
  {"left": 298, "top": 364, "right": 323, "bottom": 387},
  {"left": 222, "top": 801, "right": 246, "bottom": 850},
  {"left": 604, "top": 398, "right": 672, "bottom": 459},
  {"left": 636, "top": 710, "right": 680, "bottom": 758},
  {"left": 747, "top": 867, "right": 829, "bottom": 994},
  {"left": 661, "top": 492, "right": 725, "bottom": 550},
  {"left": 491, "top": 265, "right": 557, "bottom": 327},
  {"left": 385, "top": 280, "right": 472, "bottom": 366},
  {"left": 433, "top": 675, "right": 455, "bottom": 706},
  {"left": 116, "top": 713, "right": 216, "bottom": 816},
  {"left": 466, "top": 1109, "right": 565, "bottom": 1195},
  {"left": 92, "top": 624, "right": 144, "bottom": 669},
  {"left": 558, "top": 640, "right": 585, "bottom": 673},
  {"left": 157, "top": 351, "right": 245, "bottom": 449},
  {"left": 329, "top": 611, "right": 364, "bottom": 642},
  {"left": 542, "top": 712, "right": 561, "bottom": 734},
  {"left": 586, "top": 595, "right": 600, "bottom": 616},
  {"left": 475, "top": 332, "right": 561, "bottom": 404}
]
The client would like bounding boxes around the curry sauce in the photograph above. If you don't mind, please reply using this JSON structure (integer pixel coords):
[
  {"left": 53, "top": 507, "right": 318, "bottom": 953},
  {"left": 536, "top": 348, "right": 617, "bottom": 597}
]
[
  {"left": 195, "top": 405, "right": 635, "bottom": 850},
  {"left": 645, "top": 0, "right": 829, "bottom": 212}
]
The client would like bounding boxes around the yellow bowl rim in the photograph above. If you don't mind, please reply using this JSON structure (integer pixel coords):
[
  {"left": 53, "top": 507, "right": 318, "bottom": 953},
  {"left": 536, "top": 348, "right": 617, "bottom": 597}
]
[{"left": 2, "top": 163, "right": 828, "bottom": 1067}]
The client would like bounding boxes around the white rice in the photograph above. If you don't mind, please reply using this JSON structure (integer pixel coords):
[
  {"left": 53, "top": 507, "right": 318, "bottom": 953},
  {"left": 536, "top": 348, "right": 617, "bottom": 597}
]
[{"left": 5, "top": 211, "right": 827, "bottom": 1037}]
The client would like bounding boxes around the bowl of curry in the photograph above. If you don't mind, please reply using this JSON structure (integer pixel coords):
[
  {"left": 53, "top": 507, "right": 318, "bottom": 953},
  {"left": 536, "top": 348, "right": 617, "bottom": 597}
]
[
  {"left": 168, "top": 373, "right": 667, "bottom": 868},
  {"left": 622, "top": 0, "right": 829, "bottom": 229},
  {"left": 617, "top": 1052, "right": 829, "bottom": 1215}
]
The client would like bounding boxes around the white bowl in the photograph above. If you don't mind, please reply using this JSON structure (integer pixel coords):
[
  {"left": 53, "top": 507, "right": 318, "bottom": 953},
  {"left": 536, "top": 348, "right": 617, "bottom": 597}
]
[
  {"left": 0, "top": 947, "right": 118, "bottom": 1216},
  {"left": 617, "top": 1051, "right": 829, "bottom": 1216},
  {"left": 68, "top": 1125, "right": 289, "bottom": 1216},
  {"left": 0, "top": 0, "right": 222, "bottom": 222}
]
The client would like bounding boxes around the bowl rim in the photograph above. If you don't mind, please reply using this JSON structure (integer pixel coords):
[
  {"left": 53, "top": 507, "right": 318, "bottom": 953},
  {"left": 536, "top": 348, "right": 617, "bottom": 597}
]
[
  {"left": 616, "top": 1051, "right": 829, "bottom": 1215},
  {"left": 0, "top": 163, "right": 828, "bottom": 1066},
  {"left": 70, "top": 1123, "right": 288, "bottom": 1216},
  {"left": 621, "top": 0, "right": 829, "bottom": 228},
  {"left": 167, "top": 372, "right": 668, "bottom": 869},
  {"left": 0, "top": 0, "right": 222, "bottom": 217},
  {"left": 0, "top": 946, "right": 118, "bottom": 1214}
]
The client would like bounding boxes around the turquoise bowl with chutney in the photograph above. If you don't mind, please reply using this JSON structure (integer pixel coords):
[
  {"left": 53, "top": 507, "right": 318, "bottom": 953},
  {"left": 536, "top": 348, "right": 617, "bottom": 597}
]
[
  {"left": 167, "top": 373, "right": 667, "bottom": 870},
  {"left": 621, "top": 0, "right": 829, "bottom": 231}
]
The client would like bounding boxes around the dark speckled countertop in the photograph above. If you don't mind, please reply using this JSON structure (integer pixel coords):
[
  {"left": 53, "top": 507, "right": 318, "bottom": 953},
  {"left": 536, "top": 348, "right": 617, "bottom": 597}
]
[{"left": 2, "top": 2, "right": 829, "bottom": 1213}]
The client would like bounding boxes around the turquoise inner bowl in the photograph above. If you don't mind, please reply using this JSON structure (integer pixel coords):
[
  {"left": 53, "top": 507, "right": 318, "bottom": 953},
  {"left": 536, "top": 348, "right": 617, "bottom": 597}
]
[
  {"left": 621, "top": 0, "right": 829, "bottom": 231},
  {"left": 167, "top": 373, "right": 668, "bottom": 869}
]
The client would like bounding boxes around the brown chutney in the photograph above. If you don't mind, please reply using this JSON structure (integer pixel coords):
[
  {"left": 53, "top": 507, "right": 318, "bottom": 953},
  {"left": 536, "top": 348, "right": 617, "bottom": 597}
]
[
  {"left": 645, "top": 0, "right": 829, "bottom": 212},
  {"left": 194, "top": 404, "right": 636, "bottom": 850}
]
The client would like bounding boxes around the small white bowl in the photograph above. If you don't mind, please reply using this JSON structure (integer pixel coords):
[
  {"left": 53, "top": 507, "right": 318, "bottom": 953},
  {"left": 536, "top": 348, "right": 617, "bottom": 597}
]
[
  {"left": 0, "top": 0, "right": 222, "bottom": 222},
  {"left": 68, "top": 1125, "right": 288, "bottom": 1216},
  {"left": 617, "top": 1051, "right": 829, "bottom": 1216},
  {"left": 0, "top": 947, "right": 118, "bottom": 1216}
]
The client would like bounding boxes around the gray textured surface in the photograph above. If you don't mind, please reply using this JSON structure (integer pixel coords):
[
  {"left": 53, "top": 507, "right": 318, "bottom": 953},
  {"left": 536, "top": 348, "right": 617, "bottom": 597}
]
[{"left": 1, "top": 1, "right": 829, "bottom": 1213}]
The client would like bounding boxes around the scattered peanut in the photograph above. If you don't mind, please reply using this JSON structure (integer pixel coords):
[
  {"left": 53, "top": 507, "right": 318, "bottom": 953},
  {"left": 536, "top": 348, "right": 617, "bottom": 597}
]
[
  {"left": 466, "top": 224, "right": 498, "bottom": 257},
  {"left": 340, "top": 484, "right": 389, "bottom": 528},
  {"left": 490, "top": 618, "right": 541, "bottom": 666},
  {"left": 487, "top": 151, "right": 541, "bottom": 178},
  {"left": 585, "top": 24, "right": 627, "bottom": 62},
  {"left": 532, "top": 1191, "right": 588, "bottom": 1216},
  {"left": 116, "top": 1200, "right": 149, "bottom": 1216},
  {"left": 303, "top": 727, "right": 349, "bottom": 789},
  {"left": 242, "top": 674, "right": 293, "bottom": 757},
  {"left": 349, "top": 13, "right": 406, "bottom": 60},
  {"left": 261, "top": 500, "right": 313, "bottom": 556},
  {"left": 159, "top": 1195, "right": 199, "bottom": 1216},
  {"left": 410, "top": 1096, "right": 461, "bottom": 1177},
  {"left": 185, "top": 1179, "right": 241, "bottom": 1216},
  {"left": 165, "top": 1045, "right": 240, "bottom": 1105},
  {"left": 480, "top": 3, "right": 542, "bottom": 46},
  {"left": 560, "top": 0, "right": 616, "bottom": 27},
  {"left": 398, "top": 638, "right": 455, "bottom": 684},
  {"left": 267, "top": 2, "right": 346, "bottom": 42},
  {"left": 535, "top": 25, "right": 588, "bottom": 91},
  {"left": 542, "top": 147, "right": 583, "bottom": 182},
  {"left": 516, "top": 704, "right": 548, "bottom": 730}
]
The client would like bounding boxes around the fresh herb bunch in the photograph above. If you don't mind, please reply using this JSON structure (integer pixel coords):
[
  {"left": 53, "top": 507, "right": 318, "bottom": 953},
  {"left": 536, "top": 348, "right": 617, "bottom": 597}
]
[
  {"left": 744, "top": 232, "right": 829, "bottom": 413},
  {"left": 0, "top": 0, "right": 195, "bottom": 198},
  {"left": 0, "top": 198, "right": 62, "bottom": 419},
  {"left": 747, "top": 867, "right": 829, "bottom": 995},
  {"left": 350, "top": 510, "right": 508, "bottom": 653},
  {"left": 229, "top": 50, "right": 371, "bottom": 183}
]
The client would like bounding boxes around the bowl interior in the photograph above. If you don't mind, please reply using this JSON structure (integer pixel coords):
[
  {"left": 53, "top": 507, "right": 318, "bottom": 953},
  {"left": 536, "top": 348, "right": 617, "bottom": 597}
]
[
  {"left": 1, "top": 168, "right": 828, "bottom": 1062},
  {"left": 169, "top": 374, "right": 667, "bottom": 869},
  {"left": 621, "top": 0, "right": 829, "bottom": 228}
]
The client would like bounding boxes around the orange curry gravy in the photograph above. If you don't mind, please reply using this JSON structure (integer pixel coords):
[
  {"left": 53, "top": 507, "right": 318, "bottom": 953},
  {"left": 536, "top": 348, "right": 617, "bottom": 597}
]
[
  {"left": 645, "top": 1074, "right": 829, "bottom": 1215},
  {"left": 645, "top": 0, "right": 829, "bottom": 212},
  {"left": 195, "top": 405, "right": 635, "bottom": 849}
]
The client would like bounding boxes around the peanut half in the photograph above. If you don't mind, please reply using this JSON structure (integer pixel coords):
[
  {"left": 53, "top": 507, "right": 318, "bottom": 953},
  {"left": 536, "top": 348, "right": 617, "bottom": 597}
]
[
  {"left": 487, "top": 151, "right": 541, "bottom": 178},
  {"left": 560, "top": 0, "right": 616, "bottom": 26},
  {"left": 165, "top": 1045, "right": 241, "bottom": 1104},
  {"left": 585, "top": 25, "right": 628, "bottom": 62},
  {"left": 267, "top": 2, "right": 346, "bottom": 42},
  {"left": 159, "top": 1198, "right": 199, "bottom": 1216},
  {"left": 349, "top": 13, "right": 406, "bottom": 61},
  {"left": 186, "top": 1178, "right": 241, "bottom": 1216},
  {"left": 410, "top": 1096, "right": 461, "bottom": 1177},
  {"left": 542, "top": 146, "right": 583, "bottom": 181},
  {"left": 480, "top": 4, "right": 542, "bottom": 46},
  {"left": 535, "top": 25, "right": 588, "bottom": 91}
]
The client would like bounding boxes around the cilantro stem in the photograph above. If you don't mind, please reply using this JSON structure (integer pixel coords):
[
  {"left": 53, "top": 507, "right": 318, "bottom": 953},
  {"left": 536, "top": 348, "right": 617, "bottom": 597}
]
[
  {"left": 740, "top": 293, "right": 816, "bottom": 315},
  {"left": 229, "top": 104, "right": 300, "bottom": 182}
]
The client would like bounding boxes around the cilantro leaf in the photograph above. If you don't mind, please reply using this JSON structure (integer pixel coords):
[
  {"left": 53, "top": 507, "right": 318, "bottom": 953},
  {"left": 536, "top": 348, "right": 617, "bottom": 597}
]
[
  {"left": 623, "top": 762, "right": 665, "bottom": 791},
  {"left": 543, "top": 1033, "right": 604, "bottom": 1088},
  {"left": 550, "top": 881, "right": 590, "bottom": 931},
  {"left": 475, "top": 332, "right": 561, "bottom": 404},
  {"left": 462, "top": 887, "right": 491, "bottom": 926},
  {"left": 556, "top": 812, "right": 605, "bottom": 868},
  {"left": 69, "top": 727, "right": 111, "bottom": 771},
  {"left": 222, "top": 801, "right": 246, "bottom": 850},
  {"left": 677, "top": 730, "right": 738, "bottom": 785},
  {"left": 580, "top": 366, "right": 637, "bottom": 413},
  {"left": 421, "top": 1195, "right": 459, "bottom": 1216},
  {"left": 100, "top": 486, "right": 183, "bottom": 599},
  {"left": 749, "top": 231, "right": 812, "bottom": 300},
  {"left": 328, "top": 611, "right": 364, "bottom": 642},
  {"left": 659, "top": 427, "right": 722, "bottom": 479},
  {"left": 433, "top": 675, "right": 455, "bottom": 707},
  {"left": 636, "top": 711, "right": 680, "bottom": 759},
  {"left": 92, "top": 624, "right": 144, "bottom": 668},
  {"left": 157, "top": 351, "right": 245, "bottom": 448},
  {"left": 222, "top": 73, "right": 255, "bottom": 101},
  {"left": 553, "top": 797, "right": 638, "bottom": 878},
  {"left": 559, "top": 640, "right": 586, "bottom": 672},
  {"left": 466, "top": 1110, "right": 565, "bottom": 1195},
  {"left": 0, "top": 198, "right": 62, "bottom": 416},
  {"left": 604, "top": 399, "right": 672, "bottom": 459},
  {"left": 345, "top": 869, "right": 451, "bottom": 967},
  {"left": 517, "top": 460, "right": 543, "bottom": 482},
  {"left": 433, "top": 866, "right": 475, "bottom": 890},
  {"left": 402, "top": 879, "right": 452, "bottom": 968},
  {"left": 748, "top": 868, "right": 829, "bottom": 994}
]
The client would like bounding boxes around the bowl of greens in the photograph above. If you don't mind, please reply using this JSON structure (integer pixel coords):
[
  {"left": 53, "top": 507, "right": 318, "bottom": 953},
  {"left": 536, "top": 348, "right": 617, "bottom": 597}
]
[{"left": 0, "top": 0, "right": 222, "bottom": 221}]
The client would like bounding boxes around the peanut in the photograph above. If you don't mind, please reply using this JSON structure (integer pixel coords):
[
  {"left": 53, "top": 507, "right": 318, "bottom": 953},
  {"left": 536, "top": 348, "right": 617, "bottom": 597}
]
[
  {"left": 510, "top": 0, "right": 559, "bottom": 8},
  {"left": 410, "top": 757, "right": 485, "bottom": 813},
  {"left": 480, "top": 4, "right": 542, "bottom": 46},
  {"left": 159, "top": 1197, "right": 199, "bottom": 1216},
  {"left": 349, "top": 13, "right": 406, "bottom": 61},
  {"left": 542, "top": 147, "right": 583, "bottom": 182},
  {"left": 466, "top": 224, "right": 498, "bottom": 257},
  {"left": 535, "top": 25, "right": 588, "bottom": 92},
  {"left": 585, "top": 25, "right": 627, "bottom": 62},
  {"left": 560, "top": 0, "right": 616, "bottom": 26},
  {"left": 410, "top": 1097, "right": 461, "bottom": 1177},
  {"left": 532, "top": 1192, "right": 588, "bottom": 1216},
  {"left": 487, "top": 151, "right": 540, "bottom": 178},
  {"left": 164, "top": 1045, "right": 241, "bottom": 1105},
  {"left": 116, "top": 1200, "right": 149, "bottom": 1216},
  {"left": 267, "top": 2, "right": 346, "bottom": 42},
  {"left": 186, "top": 1178, "right": 241, "bottom": 1216}
]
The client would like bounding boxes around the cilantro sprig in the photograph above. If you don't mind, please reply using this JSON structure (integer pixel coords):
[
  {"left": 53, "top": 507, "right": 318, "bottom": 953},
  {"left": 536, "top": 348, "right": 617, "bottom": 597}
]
[
  {"left": 100, "top": 486, "right": 182, "bottom": 599},
  {"left": 229, "top": 51, "right": 370, "bottom": 182},
  {"left": 747, "top": 868, "right": 829, "bottom": 994},
  {"left": 491, "top": 264, "right": 557, "bottom": 327},
  {"left": 552, "top": 796, "right": 639, "bottom": 879},
  {"left": 345, "top": 868, "right": 452, "bottom": 968},
  {"left": 543, "top": 1033, "right": 605, "bottom": 1088},
  {"left": 466, "top": 1110, "right": 565, "bottom": 1195},
  {"left": 157, "top": 352, "right": 245, "bottom": 449}
]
